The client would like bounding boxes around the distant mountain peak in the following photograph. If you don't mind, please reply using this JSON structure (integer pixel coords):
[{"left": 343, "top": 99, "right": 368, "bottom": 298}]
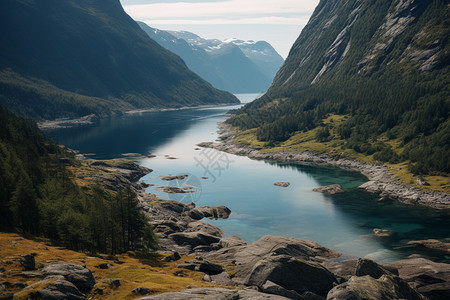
[{"left": 140, "top": 24, "right": 284, "bottom": 94}]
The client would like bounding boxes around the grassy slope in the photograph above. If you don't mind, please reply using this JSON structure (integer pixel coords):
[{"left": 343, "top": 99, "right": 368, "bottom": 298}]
[
  {"left": 0, "top": 232, "right": 221, "bottom": 299},
  {"left": 233, "top": 114, "right": 449, "bottom": 193}
]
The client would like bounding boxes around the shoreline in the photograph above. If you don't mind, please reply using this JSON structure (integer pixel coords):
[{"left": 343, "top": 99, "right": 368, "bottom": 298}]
[
  {"left": 198, "top": 123, "right": 450, "bottom": 210},
  {"left": 38, "top": 102, "right": 239, "bottom": 130}
]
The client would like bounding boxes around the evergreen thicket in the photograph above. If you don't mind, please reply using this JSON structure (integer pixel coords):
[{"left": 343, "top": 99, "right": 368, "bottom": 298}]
[{"left": 0, "top": 107, "right": 157, "bottom": 253}]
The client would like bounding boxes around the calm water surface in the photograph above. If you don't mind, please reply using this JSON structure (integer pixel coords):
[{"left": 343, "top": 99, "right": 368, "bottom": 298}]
[{"left": 48, "top": 94, "right": 450, "bottom": 262}]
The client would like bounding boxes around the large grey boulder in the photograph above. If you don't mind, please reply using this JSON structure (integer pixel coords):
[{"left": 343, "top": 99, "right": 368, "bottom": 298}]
[
  {"left": 261, "top": 280, "right": 304, "bottom": 300},
  {"left": 245, "top": 255, "right": 337, "bottom": 297},
  {"left": 137, "top": 287, "right": 291, "bottom": 299},
  {"left": 185, "top": 221, "right": 223, "bottom": 237},
  {"left": 355, "top": 258, "right": 398, "bottom": 279},
  {"left": 42, "top": 263, "right": 95, "bottom": 293},
  {"left": 326, "top": 275, "right": 426, "bottom": 300},
  {"left": 177, "top": 259, "right": 224, "bottom": 275},
  {"left": 169, "top": 231, "right": 221, "bottom": 249},
  {"left": 16, "top": 275, "right": 86, "bottom": 300},
  {"left": 386, "top": 258, "right": 450, "bottom": 300},
  {"left": 207, "top": 235, "right": 340, "bottom": 280}
]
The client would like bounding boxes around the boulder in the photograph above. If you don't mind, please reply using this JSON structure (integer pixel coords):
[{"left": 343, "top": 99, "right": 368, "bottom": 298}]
[
  {"left": 407, "top": 239, "right": 450, "bottom": 253},
  {"left": 15, "top": 275, "right": 85, "bottom": 300},
  {"left": 19, "top": 254, "right": 36, "bottom": 270},
  {"left": 373, "top": 228, "right": 397, "bottom": 238},
  {"left": 210, "top": 272, "right": 236, "bottom": 286},
  {"left": 355, "top": 258, "right": 398, "bottom": 279},
  {"left": 102, "top": 278, "right": 121, "bottom": 289},
  {"left": 326, "top": 275, "right": 426, "bottom": 300},
  {"left": 218, "top": 236, "right": 247, "bottom": 248},
  {"left": 207, "top": 236, "right": 340, "bottom": 280},
  {"left": 386, "top": 258, "right": 450, "bottom": 300},
  {"left": 132, "top": 287, "right": 151, "bottom": 295},
  {"left": 163, "top": 252, "right": 181, "bottom": 262},
  {"left": 186, "top": 221, "right": 223, "bottom": 237},
  {"left": 245, "top": 255, "right": 337, "bottom": 297},
  {"left": 169, "top": 232, "right": 220, "bottom": 249},
  {"left": 261, "top": 280, "right": 304, "bottom": 299},
  {"left": 136, "top": 287, "right": 291, "bottom": 299},
  {"left": 43, "top": 263, "right": 95, "bottom": 293},
  {"left": 177, "top": 260, "right": 223, "bottom": 275},
  {"left": 312, "top": 184, "right": 344, "bottom": 194}
]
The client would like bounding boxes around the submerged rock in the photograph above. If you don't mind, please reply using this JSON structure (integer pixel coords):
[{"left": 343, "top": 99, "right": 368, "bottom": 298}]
[
  {"left": 313, "top": 184, "right": 344, "bottom": 194},
  {"left": 373, "top": 228, "right": 397, "bottom": 238},
  {"left": 274, "top": 182, "right": 290, "bottom": 187}
]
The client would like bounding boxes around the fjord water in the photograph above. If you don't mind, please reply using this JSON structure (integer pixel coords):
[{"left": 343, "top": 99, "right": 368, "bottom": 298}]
[{"left": 47, "top": 94, "right": 450, "bottom": 263}]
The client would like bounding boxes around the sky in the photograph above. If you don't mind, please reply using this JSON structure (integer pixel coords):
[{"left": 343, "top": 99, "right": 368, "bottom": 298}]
[{"left": 119, "top": 0, "right": 320, "bottom": 59}]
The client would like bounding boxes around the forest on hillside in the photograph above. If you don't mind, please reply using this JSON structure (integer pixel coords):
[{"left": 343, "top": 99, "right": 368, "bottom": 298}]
[{"left": 0, "top": 107, "right": 157, "bottom": 253}]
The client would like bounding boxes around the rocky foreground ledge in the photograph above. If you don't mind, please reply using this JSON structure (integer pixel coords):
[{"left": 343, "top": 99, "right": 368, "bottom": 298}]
[
  {"left": 134, "top": 198, "right": 450, "bottom": 300},
  {"left": 197, "top": 124, "right": 450, "bottom": 210}
]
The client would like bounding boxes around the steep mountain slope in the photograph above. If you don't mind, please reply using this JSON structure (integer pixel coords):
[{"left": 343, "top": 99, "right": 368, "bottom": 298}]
[
  {"left": 0, "top": 0, "right": 238, "bottom": 120},
  {"left": 228, "top": 0, "right": 449, "bottom": 177},
  {"left": 138, "top": 23, "right": 283, "bottom": 93}
]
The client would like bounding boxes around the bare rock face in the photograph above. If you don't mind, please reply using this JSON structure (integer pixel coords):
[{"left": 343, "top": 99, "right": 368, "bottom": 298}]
[
  {"left": 313, "top": 184, "right": 344, "bottom": 194},
  {"left": 326, "top": 274, "right": 426, "bottom": 300}
]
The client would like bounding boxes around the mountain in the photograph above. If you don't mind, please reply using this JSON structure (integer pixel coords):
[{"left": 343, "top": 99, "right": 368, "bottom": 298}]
[
  {"left": 228, "top": 0, "right": 449, "bottom": 176},
  {"left": 0, "top": 0, "right": 238, "bottom": 120},
  {"left": 137, "top": 23, "right": 284, "bottom": 93}
]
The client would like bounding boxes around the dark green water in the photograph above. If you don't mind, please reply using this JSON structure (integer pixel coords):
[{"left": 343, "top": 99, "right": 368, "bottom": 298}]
[{"left": 47, "top": 94, "right": 450, "bottom": 263}]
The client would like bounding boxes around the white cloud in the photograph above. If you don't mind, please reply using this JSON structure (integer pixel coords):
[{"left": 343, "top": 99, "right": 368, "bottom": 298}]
[{"left": 124, "top": 0, "right": 318, "bottom": 23}]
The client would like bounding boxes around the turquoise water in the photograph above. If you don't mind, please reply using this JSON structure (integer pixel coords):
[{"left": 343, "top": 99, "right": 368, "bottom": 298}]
[{"left": 47, "top": 94, "right": 450, "bottom": 262}]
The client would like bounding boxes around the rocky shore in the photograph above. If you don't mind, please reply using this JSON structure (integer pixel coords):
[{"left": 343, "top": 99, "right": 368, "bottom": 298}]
[
  {"left": 5, "top": 157, "right": 449, "bottom": 299},
  {"left": 135, "top": 192, "right": 450, "bottom": 300},
  {"left": 197, "top": 123, "right": 450, "bottom": 210}
]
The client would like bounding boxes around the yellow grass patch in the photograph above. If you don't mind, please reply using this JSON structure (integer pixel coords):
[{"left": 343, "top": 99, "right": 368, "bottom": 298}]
[{"left": 0, "top": 232, "right": 215, "bottom": 299}]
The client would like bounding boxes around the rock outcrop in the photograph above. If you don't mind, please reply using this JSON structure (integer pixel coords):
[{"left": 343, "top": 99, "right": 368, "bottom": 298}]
[
  {"left": 327, "top": 274, "right": 426, "bottom": 300},
  {"left": 313, "top": 184, "right": 344, "bottom": 194},
  {"left": 42, "top": 263, "right": 95, "bottom": 293},
  {"left": 137, "top": 287, "right": 291, "bottom": 299},
  {"left": 15, "top": 275, "right": 86, "bottom": 300}
]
